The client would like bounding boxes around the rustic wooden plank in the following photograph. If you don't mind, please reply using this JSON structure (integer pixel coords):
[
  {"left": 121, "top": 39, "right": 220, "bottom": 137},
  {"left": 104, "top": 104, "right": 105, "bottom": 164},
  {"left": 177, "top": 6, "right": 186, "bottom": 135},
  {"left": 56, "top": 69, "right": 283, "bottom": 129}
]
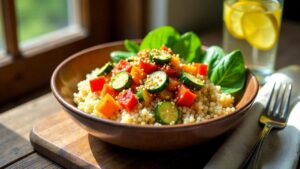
[
  {"left": 0, "top": 93, "right": 62, "bottom": 168},
  {"left": 30, "top": 111, "right": 224, "bottom": 169},
  {"left": 5, "top": 153, "right": 62, "bottom": 169}
]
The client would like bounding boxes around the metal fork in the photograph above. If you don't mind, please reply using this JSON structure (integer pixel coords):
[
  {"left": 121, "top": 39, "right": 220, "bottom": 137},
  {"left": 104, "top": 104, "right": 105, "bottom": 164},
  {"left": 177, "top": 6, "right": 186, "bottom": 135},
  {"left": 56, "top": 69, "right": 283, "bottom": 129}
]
[{"left": 239, "top": 82, "right": 293, "bottom": 169}]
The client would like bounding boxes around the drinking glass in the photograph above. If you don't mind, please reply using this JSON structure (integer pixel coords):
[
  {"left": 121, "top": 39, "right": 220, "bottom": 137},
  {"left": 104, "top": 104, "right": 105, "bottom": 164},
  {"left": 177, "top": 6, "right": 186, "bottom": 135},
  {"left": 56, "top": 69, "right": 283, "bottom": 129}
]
[{"left": 223, "top": 0, "right": 284, "bottom": 84}]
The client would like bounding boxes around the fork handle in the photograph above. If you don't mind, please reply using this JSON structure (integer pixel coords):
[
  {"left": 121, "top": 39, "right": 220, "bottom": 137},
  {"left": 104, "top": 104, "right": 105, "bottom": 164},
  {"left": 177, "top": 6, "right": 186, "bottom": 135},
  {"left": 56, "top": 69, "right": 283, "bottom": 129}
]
[{"left": 238, "top": 124, "right": 273, "bottom": 169}]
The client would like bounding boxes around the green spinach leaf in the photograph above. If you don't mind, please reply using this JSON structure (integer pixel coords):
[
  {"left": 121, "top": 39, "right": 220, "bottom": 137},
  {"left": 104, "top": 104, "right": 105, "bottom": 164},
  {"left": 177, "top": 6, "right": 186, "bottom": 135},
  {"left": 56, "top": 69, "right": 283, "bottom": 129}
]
[
  {"left": 140, "top": 26, "right": 180, "bottom": 50},
  {"left": 172, "top": 32, "right": 202, "bottom": 63},
  {"left": 203, "top": 46, "right": 224, "bottom": 78},
  {"left": 210, "top": 50, "right": 246, "bottom": 94},
  {"left": 124, "top": 39, "right": 140, "bottom": 53}
]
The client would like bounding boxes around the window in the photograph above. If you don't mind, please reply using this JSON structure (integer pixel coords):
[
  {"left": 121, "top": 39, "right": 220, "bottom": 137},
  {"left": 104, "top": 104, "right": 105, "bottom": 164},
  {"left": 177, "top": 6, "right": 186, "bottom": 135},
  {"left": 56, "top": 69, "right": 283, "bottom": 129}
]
[
  {"left": 0, "top": 0, "right": 146, "bottom": 105},
  {"left": 16, "top": 0, "right": 70, "bottom": 43},
  {"left": 0, "top": 0, "right": 108, "bottom": 104}
]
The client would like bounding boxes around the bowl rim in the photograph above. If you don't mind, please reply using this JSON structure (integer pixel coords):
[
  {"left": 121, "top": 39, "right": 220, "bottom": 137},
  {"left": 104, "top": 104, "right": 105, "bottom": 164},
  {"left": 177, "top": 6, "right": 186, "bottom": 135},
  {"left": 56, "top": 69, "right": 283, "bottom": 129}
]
[{"left": 51, "top": 40, "right": 259, "bottom": 130}]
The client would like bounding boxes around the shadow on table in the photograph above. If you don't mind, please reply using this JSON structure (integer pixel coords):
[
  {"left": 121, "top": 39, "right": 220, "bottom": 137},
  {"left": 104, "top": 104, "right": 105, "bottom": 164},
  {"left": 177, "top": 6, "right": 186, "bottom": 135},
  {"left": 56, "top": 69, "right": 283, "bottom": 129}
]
[
  {"left": 88, "top": 133, "right": 227, "bottom": 169},
  {"left": 0, "top": 123, "right": 33, "bottom": 168}
]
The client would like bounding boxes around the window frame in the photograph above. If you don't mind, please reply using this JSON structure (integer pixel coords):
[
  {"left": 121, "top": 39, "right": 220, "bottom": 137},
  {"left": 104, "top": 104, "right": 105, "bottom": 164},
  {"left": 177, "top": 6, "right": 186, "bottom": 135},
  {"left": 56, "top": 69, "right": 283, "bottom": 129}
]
[{"left": 0, "top": 0, "right": 113, "bottom": 104}]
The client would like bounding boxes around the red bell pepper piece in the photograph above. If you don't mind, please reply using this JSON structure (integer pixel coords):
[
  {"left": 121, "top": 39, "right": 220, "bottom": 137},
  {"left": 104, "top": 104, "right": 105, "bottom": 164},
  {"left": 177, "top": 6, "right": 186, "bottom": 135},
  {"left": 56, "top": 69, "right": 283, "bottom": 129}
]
[
  {"left": 140, "top": 59, "right": 158, "bottom": 74},
  {"left": 89, "top": 76, "right": 106, "bottom": 92},
  {"left": 162, "top": 67, "right": 180, "bottom": 77},
  {"left": 195, "top": 63, "right": 208, "bottom": 76},
  {"left": 176, "top": 85, "right": 197, "bottom": 107},
  {"left": 117, "top": 89, "right": 138, "bottom": 112},
  {"left": 112, "top": 60, "right": 132, "bottom": 74}
]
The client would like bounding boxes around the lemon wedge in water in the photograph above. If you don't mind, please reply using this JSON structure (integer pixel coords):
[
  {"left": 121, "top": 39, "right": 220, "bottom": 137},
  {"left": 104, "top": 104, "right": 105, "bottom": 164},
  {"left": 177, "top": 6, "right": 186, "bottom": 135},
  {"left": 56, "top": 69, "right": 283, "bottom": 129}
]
[
  {"left": 242, "top": 11, "right": 278, "bottom": 50},
  {"left": 224, "top": 1, "right": 266, "bottom": 39}
]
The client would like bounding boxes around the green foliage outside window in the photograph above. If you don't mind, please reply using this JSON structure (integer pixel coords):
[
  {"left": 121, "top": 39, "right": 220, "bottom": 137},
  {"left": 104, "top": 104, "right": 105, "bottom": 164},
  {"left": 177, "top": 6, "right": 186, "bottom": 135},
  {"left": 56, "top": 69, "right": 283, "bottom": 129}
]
[{"left": 16, "top": 0, "right": 69, "bottom": 42}]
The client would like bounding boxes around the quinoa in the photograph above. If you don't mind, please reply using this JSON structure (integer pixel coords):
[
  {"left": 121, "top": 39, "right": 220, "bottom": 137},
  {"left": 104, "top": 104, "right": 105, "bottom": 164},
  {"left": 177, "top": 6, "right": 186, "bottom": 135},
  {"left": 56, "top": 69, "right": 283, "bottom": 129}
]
[
  {"left": 73, "top": 48, "right": 236, "bottom": 125},
  {"left": 73, "top": 70, "right": 235, "bottom": 125}
]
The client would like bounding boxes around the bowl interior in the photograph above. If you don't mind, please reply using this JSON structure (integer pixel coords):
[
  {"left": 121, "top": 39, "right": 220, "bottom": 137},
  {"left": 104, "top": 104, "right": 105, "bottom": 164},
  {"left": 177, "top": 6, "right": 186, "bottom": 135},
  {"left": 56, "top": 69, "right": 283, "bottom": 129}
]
[{"left": 52, "top": 41, "right": 258, "bottom": 125}]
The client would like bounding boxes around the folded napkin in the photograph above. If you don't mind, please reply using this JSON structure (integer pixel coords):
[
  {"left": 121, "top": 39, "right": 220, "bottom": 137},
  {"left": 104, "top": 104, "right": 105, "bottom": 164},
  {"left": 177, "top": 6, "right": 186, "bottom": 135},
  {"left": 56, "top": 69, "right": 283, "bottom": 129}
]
[{"left": 204, "top": 65, "right": 300, "bottom": 169}]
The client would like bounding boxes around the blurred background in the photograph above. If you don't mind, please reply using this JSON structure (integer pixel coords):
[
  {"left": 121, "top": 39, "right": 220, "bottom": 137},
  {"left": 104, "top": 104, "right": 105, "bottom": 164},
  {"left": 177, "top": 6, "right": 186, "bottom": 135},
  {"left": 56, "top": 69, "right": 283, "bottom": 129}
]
[{"left": 0, "top": 0, "right": 299, "bottom": 110}]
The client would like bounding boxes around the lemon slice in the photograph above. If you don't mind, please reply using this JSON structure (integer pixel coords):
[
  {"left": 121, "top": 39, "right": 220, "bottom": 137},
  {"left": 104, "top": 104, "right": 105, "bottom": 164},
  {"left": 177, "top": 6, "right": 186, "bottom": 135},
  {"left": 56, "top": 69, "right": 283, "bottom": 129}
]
[
  {"left": 224, "top": 1, "right": 266, "bottom": 39},
  {"left": 242, "top": 12, "right": 278, "bottom": 50}
]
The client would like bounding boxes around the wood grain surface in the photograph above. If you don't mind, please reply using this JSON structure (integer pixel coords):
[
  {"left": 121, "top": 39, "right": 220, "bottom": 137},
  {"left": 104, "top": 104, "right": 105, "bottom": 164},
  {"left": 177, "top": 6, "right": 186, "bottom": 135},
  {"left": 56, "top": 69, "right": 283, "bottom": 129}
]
[
  {"left": 30, "top": 111, "right": 226, "bottom": 169},
  {"left": 5, "top": 153, "right": 62, "bottom": 169},
  {"left": 0, "top": 93, "right": 61, "bottom": 168}
]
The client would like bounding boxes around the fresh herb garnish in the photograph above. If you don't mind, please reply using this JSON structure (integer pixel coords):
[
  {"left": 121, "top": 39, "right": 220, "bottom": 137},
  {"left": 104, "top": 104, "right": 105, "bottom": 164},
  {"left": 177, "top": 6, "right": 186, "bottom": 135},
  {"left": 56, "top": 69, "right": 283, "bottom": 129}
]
[
  {"left": 172, "top": 32, "right": 202, "bottom": 63},
  {"left": 140, "top": 26, "right": 180, "bottom": 50},
  {"left": 203, "top": 46, "right": 224, "bottom": 78},
  {"left": 210, "top": 50, "right": 246, "bottom": 94}
]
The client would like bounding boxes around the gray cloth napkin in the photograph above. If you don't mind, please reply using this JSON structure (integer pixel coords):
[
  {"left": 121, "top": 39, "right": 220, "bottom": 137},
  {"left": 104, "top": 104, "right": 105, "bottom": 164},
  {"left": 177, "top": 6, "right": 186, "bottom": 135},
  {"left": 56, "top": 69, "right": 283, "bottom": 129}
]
[{"left": 204, "top": 65, "right": 300, "bottom": 169}]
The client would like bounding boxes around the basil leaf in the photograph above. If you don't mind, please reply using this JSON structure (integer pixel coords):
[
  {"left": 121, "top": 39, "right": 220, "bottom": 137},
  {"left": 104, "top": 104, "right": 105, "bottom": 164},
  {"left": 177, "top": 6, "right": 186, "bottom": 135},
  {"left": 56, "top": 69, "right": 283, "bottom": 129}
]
[
  {"left": 210, "top": 50, "right": 246, "bottom": 94},
  {"left": 172, "top": 32, "right": 202, "bottom": 63},
  {"left": 124, "top": 39, "right": 140, "bottom": 53},
  {"left": 140, "top": 26, "right": 180, "bottom": 50},
  {"left": 110, "top": 51, "right": 136, "bottom": 63},
  {"left": 221, "top": 77, "right": 245, "bottom": 94},
  {"left": 203, "top": 46, "right": 224, "bottom": 78}
]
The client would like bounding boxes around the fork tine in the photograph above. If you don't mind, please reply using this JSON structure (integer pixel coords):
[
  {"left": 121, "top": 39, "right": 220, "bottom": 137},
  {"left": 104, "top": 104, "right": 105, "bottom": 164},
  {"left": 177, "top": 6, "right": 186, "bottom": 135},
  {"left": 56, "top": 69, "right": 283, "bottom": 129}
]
[
  {"left": 269, "top": 83, "right": 281, "bottom": 116},
  {"left": 281, "top": 83, "right": 293, "bottom": 120},
  {"left": 275, "top": 83, "right": 287, "bottom": 117},
  {"left": 264, "top": 82, "right": 276, "bottom": 116}
]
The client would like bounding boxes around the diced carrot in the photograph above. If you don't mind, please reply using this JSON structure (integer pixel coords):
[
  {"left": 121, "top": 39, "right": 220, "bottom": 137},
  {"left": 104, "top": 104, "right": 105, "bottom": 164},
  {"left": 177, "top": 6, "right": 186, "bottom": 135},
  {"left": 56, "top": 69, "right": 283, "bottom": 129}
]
[
  {"left": 100, "top": 84, "right": 118, "bottom": 98},
  {"left": 96, "top": 94, "right": 121, "bottom": 118},
  {"left": 170, "top": 56, "right": 181, "bottom": 70},
  {"left": 181, "top": 64, "right": 197, "bottom": 75},
  {"left": 130, "top": 66, "right": 146, "bottom": 85}
]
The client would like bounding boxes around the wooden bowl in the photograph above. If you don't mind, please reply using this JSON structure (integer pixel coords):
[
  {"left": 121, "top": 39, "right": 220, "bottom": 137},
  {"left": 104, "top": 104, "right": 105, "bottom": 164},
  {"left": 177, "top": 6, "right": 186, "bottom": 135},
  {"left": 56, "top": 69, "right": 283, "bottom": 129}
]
[{"left": 51, "top": 41, "right": 259, "bottom": 151}]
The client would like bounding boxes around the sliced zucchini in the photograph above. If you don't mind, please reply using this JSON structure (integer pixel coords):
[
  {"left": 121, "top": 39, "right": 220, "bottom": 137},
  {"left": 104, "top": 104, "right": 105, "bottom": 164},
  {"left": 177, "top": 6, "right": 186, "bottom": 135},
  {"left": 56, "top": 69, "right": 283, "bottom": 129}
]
[
  {"left": 155, "top": 101, "right": 179, "bottom": 124},
  {"left": 110, "top": 71, "right": 132, "bottom": 91},
  {"left": 150, "top": 49, "right": 172, "bottom": 64},
  {"left": 145, "top": 71, "right": 169, "bottom": 93},
  {"left": 180, "top": 72, "right": 204, "bottom": 90},
  {"left": 97, "top": 62, "right": 113, "bottom": 76}
]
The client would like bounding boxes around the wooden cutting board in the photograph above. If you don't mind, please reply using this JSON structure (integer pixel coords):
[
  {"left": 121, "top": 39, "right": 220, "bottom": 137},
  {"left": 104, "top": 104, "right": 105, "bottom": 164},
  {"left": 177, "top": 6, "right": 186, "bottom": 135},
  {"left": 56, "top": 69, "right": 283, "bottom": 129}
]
[{"left": 30, "top": 111, "right": 225, "bottom": 169}]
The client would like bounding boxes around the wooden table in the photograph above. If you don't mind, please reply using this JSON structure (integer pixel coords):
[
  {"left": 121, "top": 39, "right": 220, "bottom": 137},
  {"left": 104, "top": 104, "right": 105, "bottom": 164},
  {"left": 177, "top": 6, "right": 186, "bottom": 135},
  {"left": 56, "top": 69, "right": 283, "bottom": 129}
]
[{"left": 1, "top": 21, "right": 300, "bottom": 169}]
